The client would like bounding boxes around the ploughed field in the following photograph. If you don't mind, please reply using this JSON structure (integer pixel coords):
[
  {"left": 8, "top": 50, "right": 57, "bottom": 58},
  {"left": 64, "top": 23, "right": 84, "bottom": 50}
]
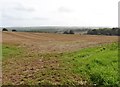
[
  {"left": 3, "top": 32, "right": 118, "bottom": 53},
  {"left": 2, "top": 32, "right": 119, "bottom": 86}
]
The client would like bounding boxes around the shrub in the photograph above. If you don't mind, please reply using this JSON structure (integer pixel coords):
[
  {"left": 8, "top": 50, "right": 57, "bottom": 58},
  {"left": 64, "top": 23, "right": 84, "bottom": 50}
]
[
  {"left": 12, "top": 29, "right": 17, "bottom": 32},
  {"left": 2, "top": 28, "right": 8, "bottom": 31},
  {"left": 69, "top": 30, "right": 74, "bottom": 34}
]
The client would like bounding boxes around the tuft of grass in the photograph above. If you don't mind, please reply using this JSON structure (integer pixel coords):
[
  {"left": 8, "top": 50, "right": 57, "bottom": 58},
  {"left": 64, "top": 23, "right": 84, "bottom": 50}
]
[{"left": 61, "top": 43, "right": 119, "bottom": 86}]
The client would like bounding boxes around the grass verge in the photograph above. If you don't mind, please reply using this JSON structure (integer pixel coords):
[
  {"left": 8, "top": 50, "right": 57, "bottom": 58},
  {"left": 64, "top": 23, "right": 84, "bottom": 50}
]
[{"left": 61, "top": 43, "right": 119, "bottom": 86}]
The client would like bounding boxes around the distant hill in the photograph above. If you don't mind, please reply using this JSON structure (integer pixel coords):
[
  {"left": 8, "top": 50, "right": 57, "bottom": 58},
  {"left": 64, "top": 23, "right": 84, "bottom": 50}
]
[
  {"left": 1, "top": 26, "right": 119, "bottom": 35},
  {"left": 1, "top": 26, "right": 91, "bottom": 34}
]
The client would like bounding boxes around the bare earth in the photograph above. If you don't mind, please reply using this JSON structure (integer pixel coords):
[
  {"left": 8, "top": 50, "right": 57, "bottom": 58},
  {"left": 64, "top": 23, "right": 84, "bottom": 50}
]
[
  {"left": 0, "top": 32, "right": 2, "bottom": 86},
  {"left": 2, "top": 32, "right": 118, "bottom": 85},
  {"left": 2, "top": 32, "right": 118, "bottom": 53}
]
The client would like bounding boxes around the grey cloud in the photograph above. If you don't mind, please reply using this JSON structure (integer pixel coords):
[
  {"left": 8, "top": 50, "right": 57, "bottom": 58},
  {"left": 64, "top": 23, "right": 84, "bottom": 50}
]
[
  {"left": 2, "top": 14, "right": 12, "bottom": 19},
  {"left": 15, "top": 6, "right": 35, "bottom": 12},
  {"left": 2, "top": 13, "right": 49, "bottom": 21},
  {"left": 2, "top": 14, "right": 29, "bottom": 20},
  {"left": 1, "top": 3, "right": 35, "bottom": 21},
  {"left": 33, "top": 17, "right": 49, "bottom": 20},
  {"left": 58, "top": 7, "right": 73, "bottom": 13},
  {"left": 13, "top": 3, "right": 35, "bottom": 12},
  {"left": 1, "top": 2, "right": 35, "bottom": 12}
]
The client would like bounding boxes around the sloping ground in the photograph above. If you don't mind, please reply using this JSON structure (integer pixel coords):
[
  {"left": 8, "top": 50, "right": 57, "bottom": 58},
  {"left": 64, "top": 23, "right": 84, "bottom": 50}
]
[
  {"left": 2, "top": 32, "right": 119, "bottom": 86},
  {"left": 2, "top": 32, "right": 118, "bottom": 53},
  {"left": 2, "top": 44, "right": 87, "bottom": 85},
  {"left": 61, "top": 43, "right": 119, "bottom": 86}
]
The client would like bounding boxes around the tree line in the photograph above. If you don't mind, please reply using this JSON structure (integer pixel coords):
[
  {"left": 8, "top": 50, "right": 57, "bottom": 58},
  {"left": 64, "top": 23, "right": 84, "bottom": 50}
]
[{"left": 87, "top": 28, "right": 120, "bottom": 36}]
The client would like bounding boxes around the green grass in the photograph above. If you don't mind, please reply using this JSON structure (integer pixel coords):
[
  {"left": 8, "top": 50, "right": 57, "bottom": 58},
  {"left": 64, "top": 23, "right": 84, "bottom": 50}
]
[
  {"left": 61, "top": 43, "right": 119, "bottom": 86},
  {"left": 2, "top": 44, "right": 84, "bottom": 85},
  {"left": 2, "top": 44, "right": 25, "bottom": 60},
  {"left": 2, "top": 43, "right": 119, "bottom": 86},
  {"left": 0, "top": 44, "right": 2, "bottom": 59}
]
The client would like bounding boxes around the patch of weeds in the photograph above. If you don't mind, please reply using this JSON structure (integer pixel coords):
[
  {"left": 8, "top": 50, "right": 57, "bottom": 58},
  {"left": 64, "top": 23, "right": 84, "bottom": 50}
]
[{"left": 61, "top": 43, "right": 119, "bottom": 86}]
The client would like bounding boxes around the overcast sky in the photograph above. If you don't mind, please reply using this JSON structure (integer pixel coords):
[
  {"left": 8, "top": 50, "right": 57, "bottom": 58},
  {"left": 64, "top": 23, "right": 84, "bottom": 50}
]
[{"left": 0, "top": 0, "right": 119, "bottom": 27}]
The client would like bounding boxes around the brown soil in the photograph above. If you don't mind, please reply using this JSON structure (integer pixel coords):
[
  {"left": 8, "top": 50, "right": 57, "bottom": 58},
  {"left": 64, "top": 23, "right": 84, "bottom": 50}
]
[
  {"left": 2, "top": 32, "right": 118, "bottom": 53},
  {"left": 2, "top": 32, "right": 118, "bottom": 85}
]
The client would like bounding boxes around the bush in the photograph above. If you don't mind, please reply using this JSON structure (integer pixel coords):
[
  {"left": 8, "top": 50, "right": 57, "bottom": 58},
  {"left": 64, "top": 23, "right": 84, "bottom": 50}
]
[
  {"left": 69, "top": 30, "right": 74, "bottom": 34},
  {"left": 63, "top": 30, "right": 74, "bottom": 34},
  {"left": 63, "top": 31, "right": 69, "bottom": 34},
  {"left": 2, "top": 28, "right": 8, "bottom": 31},
  {"left": 12, "top": 29, "right": 17, "bottom": 32}
]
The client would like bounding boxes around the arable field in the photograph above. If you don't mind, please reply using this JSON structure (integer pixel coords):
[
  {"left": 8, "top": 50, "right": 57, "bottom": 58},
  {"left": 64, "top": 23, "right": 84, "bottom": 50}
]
[{"left": 2, "top": 32, "right": 119, "bottom": 86}]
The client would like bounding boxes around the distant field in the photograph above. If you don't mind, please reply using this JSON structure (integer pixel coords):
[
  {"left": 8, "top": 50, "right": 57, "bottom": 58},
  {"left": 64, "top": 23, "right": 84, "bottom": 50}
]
[
  {"left": 2, "top": 32, "right": 118, "bottom": 53},
  {"left": 2, "top": 32, "right": 119, "bottom": 86}
]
